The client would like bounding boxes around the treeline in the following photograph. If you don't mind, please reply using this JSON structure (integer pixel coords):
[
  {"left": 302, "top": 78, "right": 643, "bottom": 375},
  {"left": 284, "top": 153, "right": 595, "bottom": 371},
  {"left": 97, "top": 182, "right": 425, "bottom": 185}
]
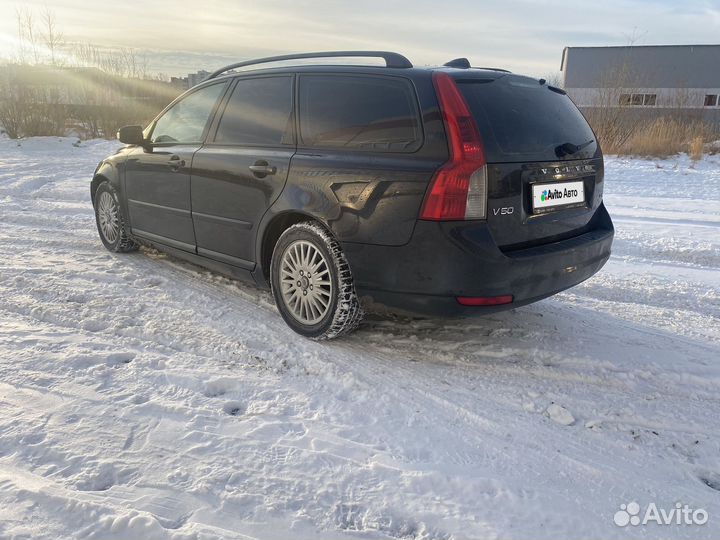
[
  {"left": 0, "top": 7, "right": 183, "bottom": 139},
  {"left": 0, "top": 65, "right": 182, "bottom": 139}
]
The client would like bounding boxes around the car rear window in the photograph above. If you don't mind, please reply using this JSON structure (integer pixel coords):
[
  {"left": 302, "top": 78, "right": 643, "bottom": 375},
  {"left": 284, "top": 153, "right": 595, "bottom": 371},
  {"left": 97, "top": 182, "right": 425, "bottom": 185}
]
[
  {"left": 298, "top": 74, "right": 421, "bottom": 152},
  {"left": 456, "top": 75, "right": 597, "bottom": 163}
]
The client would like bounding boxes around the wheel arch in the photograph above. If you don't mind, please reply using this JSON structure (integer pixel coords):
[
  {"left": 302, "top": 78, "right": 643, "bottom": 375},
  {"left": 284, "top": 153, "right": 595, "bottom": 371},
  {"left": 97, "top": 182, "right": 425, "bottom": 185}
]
[
  {"left": 90, "top": 173, "right": 110, "bottom": 203},
  {"left": 91, "top": 161, "right": 132, "bottom": 233},
  {"left": 91, "top": 159, "right": 123, "bottom": 203},
  {"left": 257, "top": 211, "right": 327, "bottom": 286}
]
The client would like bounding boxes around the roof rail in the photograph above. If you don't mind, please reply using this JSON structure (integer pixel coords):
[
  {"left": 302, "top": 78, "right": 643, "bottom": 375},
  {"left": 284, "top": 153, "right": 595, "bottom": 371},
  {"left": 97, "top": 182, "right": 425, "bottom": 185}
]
[
  {"left": 442, "top": 58, "right": 511, "bottom": 73},
  {"left": 207, "top": 51, "right": 413, "bottom": 79}
]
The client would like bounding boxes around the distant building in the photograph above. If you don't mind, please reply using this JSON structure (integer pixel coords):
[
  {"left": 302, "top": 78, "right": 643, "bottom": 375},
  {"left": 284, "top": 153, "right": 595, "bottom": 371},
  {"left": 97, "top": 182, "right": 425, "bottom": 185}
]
[
  {"left": 187, "top": 70, "right": 210, "bottom": 88},
  {"left": 170, "top": 76, "right": 188, "bottom": 90},
  {"left": 560, "top": 45, "right": 720, "bottom": 127}
]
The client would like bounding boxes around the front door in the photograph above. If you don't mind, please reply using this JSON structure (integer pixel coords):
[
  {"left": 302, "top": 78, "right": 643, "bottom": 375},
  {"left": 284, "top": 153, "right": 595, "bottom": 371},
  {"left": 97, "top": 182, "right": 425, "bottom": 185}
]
[
  {"left": 124, "top": 81, "right": 227, "bottom": 252},
  {"left": 191, "top": 75, "right": 295, "bottom": 267}
]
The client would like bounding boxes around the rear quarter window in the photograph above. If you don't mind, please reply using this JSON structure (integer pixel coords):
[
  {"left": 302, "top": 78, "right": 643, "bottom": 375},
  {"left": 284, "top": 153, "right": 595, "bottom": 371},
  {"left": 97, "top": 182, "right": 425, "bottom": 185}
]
[
  {"left": 457, "top": 75, "right": 598, "bottom": 163},
  {"left": 298, "top": 74, "right": 422, "bottom": 152}
]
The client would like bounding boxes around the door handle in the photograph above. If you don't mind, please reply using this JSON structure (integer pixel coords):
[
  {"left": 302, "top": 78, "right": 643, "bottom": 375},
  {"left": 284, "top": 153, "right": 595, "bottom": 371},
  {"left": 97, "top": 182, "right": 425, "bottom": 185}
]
[
  {"left": 167, "top": 155, "right": 185, "bottom": 170},
  {"left": 249, "top": 160, "right": 277, "bottom": 178}
]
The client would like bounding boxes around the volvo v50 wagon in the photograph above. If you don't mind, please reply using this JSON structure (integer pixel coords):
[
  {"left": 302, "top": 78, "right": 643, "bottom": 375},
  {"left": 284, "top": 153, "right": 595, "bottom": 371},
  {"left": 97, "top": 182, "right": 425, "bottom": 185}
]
[{"left": 91, "top": 51, "right": 614, "bottom": 339}]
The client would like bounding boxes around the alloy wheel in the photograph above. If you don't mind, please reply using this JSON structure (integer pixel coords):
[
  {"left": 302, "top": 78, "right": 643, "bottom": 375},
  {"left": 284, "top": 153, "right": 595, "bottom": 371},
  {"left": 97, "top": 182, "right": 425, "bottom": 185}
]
[
  {"left": 97, "top": 191, "right": 120, "bottom": 244},
  {"left": 279, "top": 240, "right": 333, "bottom": 325}
]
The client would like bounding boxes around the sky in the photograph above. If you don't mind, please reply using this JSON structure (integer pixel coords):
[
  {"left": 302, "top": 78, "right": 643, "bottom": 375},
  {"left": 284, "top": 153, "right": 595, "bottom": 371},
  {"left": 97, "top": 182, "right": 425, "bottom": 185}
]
[{"left": 0, "top": 0, "right": 719, "bottom": 77}]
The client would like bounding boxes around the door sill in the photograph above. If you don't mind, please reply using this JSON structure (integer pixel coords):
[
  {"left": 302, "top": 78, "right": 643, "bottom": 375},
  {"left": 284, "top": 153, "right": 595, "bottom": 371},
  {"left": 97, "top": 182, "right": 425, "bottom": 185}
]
[
  {"left": 197, "top": 247, "right": 254, "bottom": 270},
  {"left": 132, "top": 229, "right": 196, "bottom": 253}
]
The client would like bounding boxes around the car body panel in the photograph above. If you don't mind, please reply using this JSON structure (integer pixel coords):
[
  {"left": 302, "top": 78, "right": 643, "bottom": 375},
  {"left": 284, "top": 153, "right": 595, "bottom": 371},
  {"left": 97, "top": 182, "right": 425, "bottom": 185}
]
[
  {"left": 92, "top": 146, "right": 130, "bottom": 194},
  {"left": 486, "top": 155, "right": 605, "bottom": 250},
  {"left": 271, "top": 152, "right": 439, "bottom": 246},
  {"left": 191, "top": 146, "right": 294, "bottom": 267},
  {"left": 91, "top": 146, "right": 132, "bottom": 227},
  {"left": 123, "top": 145, "right": 199, "bottom": 252},
  {"left": 344, "top": 203, "right": 613, "bottom": 316}
]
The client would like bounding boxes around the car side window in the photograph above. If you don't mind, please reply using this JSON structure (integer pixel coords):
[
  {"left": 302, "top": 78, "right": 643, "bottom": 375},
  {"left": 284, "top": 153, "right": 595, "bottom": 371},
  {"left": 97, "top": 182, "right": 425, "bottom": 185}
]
[
  {"left": 151, "top": 83, "right": 226, "bottom": 144},
  {"left": 214, "top": 76, "right": 293, "bottom": 146},
  {"left": 298, "top": 74, "right": 421, "bottom": 152}
]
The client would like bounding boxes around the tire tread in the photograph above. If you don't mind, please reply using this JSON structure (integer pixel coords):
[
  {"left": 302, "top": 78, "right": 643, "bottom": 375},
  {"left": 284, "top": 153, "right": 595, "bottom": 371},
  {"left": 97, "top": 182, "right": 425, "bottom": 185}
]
[
  {"left": 94, "top": 182, "right": 138, "bottom": 253},
  {"left": 272, "top": 222, "right": 363, "bottom": 340}
]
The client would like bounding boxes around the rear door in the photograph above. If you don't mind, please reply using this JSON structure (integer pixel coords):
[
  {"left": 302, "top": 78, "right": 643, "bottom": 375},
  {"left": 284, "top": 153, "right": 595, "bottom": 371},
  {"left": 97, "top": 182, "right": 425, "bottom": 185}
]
[
  {"left": 124, "top": 82, "right": 227, "bottom": 251},
  {"left": 190, "top": 75, "right": 295, "bottom": 268},
  {"left": 456, "top": 74, "right": 604, "bottom": 250}
]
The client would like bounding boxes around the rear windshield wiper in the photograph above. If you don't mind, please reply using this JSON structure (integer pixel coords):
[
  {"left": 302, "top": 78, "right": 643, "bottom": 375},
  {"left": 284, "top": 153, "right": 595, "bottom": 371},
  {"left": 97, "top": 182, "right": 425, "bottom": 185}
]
[{"left": 555, "top": 139, "right": 594, "bottom": 158}]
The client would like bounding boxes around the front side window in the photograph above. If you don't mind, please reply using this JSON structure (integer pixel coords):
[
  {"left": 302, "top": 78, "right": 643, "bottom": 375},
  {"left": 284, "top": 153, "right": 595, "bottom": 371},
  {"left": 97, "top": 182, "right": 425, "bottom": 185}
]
[
  {"left": 704, "top": 94, "right": 718, "bottom": 107},
  {"left": 151, "top": 83, "right": 226, "bottom": 144},
  {"left": 298, "top": 75, "right": 421, "bottom": 152},
  {"left": 214, "top": 76, "right": 293, "bottom": 146}
]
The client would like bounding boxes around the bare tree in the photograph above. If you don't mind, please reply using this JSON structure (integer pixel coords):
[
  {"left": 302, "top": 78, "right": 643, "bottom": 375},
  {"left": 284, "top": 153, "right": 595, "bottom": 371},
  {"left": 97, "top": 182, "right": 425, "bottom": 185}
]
[
  {"left": 0, "top": 76, "right": 23, "bottom": 138},
  {"left": 583, "top": 58, "right": 643, "bottom": 153},
  {"left": 42, "top": 8, "right": 64, "bottom": 66},
  {"left": 21, "top": 8, "right": 40, "bottom": 64},
  {"left": 71, "top": 43, "right": 148, "bottom": 79},
  {"left": 0, "top": 68, "right": 66, "bottom": 138},
  {"left": 541, "top": 72, "right": 564, "bottom": 89},
  {"left": 1, "top": 8, "right": 181, "bottom": 140},
  {"left": 15, "top": 8, "right": 27, "bottom": 64}
]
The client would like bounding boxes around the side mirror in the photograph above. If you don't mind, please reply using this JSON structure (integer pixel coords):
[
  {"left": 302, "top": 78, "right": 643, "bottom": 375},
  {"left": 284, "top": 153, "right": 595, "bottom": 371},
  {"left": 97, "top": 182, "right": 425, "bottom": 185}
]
[{"left": 117, "top": 125, "right": 145, "bottom": 145}]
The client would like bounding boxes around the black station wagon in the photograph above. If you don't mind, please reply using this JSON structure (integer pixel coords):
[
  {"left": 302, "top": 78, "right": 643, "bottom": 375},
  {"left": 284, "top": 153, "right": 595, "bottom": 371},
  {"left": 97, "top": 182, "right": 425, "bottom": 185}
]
[{"left": 91, "top": 51, "right": 614, "bottom": 339}]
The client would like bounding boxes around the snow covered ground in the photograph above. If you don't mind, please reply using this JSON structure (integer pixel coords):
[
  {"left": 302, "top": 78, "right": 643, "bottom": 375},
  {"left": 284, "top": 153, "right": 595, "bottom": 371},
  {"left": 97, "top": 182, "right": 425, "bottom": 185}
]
[{"left": 0, "top": 137, "right": 719, "bottom": 540}]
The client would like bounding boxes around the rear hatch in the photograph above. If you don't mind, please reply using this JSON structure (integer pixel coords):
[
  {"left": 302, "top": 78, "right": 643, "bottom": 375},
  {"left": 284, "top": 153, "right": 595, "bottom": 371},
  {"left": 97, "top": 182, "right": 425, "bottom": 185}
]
[{"left": 455, "top": 73, "right": 604, "bottom": 251}]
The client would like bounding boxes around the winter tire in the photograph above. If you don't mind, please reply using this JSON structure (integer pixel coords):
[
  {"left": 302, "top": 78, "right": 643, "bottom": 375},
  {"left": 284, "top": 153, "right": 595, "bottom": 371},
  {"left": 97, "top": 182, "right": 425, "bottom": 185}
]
[
  {"left": 93, "top": 182, "right": 138, "bottom": 253},
  {"left": 271, "top": 222, "right": 363, "bottom": 340}
]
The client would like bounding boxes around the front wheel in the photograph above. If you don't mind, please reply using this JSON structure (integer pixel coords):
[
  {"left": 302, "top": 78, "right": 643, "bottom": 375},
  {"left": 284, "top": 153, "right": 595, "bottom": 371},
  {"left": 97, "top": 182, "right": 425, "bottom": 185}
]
[
  {"left": 93, "top": 182, "right": 138, "bottom": 253},
  {"left": 270, "top": 222, "right": 363, "bottom": 340}
]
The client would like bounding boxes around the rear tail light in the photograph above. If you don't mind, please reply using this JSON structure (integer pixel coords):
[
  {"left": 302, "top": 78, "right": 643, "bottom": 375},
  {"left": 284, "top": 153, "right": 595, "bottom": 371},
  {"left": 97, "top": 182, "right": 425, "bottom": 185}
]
[
  {"left": 420, "top": 72, "right": 487, "bottom": 221},
  {"left": 457, "top": 295, "right": 514, "bottom": 306}
]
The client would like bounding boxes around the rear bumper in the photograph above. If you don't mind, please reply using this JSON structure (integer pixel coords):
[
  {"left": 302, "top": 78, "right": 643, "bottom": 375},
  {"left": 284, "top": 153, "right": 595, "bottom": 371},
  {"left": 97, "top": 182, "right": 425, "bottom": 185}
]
[{"left": 343, "top": 203, "right": 614, "bottom": 317}]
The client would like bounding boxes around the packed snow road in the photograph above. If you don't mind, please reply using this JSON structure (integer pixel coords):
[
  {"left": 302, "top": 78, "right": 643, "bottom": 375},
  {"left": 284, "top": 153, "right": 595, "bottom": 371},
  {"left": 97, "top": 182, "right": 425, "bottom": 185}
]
[{"left": 0, "top": 137, "right": 719, "bottom": 540}]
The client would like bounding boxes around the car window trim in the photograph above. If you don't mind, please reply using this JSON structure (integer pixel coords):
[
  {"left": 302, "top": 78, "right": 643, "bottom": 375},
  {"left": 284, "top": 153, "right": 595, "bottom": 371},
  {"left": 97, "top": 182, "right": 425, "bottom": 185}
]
[
  {"left": 146, "top": 80, "right": 231, "bottom": 147},
  {"left": 295, "top": 73, "right": 425, "bottom": 154},
  {"left": 205, "top": 73, "right": 297, "bottom": 149}
]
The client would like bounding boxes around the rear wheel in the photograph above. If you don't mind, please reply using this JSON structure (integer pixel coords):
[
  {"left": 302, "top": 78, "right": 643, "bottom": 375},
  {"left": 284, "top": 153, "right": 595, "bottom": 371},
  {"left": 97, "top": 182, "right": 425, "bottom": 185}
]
[
  {"left": 93, "top": 182, "right": 137, "bottom": 253},
  {"left": 271, "top": 222, "right": 363, "bottom": 340}
]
